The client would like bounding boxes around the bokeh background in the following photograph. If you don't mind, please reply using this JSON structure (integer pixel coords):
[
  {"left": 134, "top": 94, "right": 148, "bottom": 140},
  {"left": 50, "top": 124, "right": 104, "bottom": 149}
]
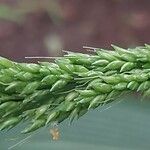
[
  {"left": 0, "top": 0, "right": 149, "bottom": 60},
  {"left": 0, "top": 0, "right": 150, "bottom": 149}
]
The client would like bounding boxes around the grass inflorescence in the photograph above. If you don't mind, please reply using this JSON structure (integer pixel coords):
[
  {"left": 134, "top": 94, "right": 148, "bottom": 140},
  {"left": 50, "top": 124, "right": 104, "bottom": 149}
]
[{"left": 0, "top": 44, "right": 150, "bottom": 133}]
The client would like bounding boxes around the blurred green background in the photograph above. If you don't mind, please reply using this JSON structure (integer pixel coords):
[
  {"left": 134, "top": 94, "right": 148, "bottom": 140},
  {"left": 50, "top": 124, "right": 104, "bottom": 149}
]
[
  {"left": 0, "top": 0, "right": 150, "bottom": 149},
  {"left": 1, "top": 95, "right": 150, "bottom": 150}
]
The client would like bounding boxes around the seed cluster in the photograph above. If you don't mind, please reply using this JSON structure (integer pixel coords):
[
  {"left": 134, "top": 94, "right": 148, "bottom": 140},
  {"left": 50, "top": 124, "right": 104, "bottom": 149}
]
[{"left": 0, "top": 44, "right": 150, "bottom": 133}]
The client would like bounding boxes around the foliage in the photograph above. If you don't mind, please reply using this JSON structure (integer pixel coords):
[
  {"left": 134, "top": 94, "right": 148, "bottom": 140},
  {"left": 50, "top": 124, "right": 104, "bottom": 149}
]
[{"left": 0, "top": 44, "right": 150, "bottom": 133}]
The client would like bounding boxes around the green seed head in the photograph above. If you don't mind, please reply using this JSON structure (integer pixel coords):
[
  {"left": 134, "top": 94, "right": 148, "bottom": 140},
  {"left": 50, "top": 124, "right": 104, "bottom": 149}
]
[{"left": 0, "top": 44, "right": 149, "bottom": 134}]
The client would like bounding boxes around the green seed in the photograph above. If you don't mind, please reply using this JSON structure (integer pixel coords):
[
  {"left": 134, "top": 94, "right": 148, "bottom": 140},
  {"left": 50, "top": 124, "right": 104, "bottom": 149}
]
[
  {"left": 92, "top": 59, "right": 109, "bottom": 66},
  {"left": 143, "top": 63, "right": 150, "bottom": 69},
  {"left": 1, "top": 68, "right": 18, "bottom": 77},
  {"left": 5, "top": 81, "right": 26, "bottom": 93},
  {"left": 145, "top": 44, "right": 150, "bottom": 50},
  {"left": 135, "top": 74, "right": 148, "bottom": 82},
  {"left": 121, "top": 74, "right": 135, "bottom": 82},
  {"left": 75, "top": 58, "right": 93, "bottom": 65},
  {"left": 58, "top": 112, "right": 70, "bottom": 123},
  {"left": 102, "top": 75, "right": 121, "bottom": 84},
  {"left": 137, "top": 81, "right": 150, "bottom": 92},
  {"left": 18, "top": 63, "right": 40, "bottom": 73},
  {"left": 114, "top": 82, "right": 127, "bottom": 90},
  {"left": 77, "top": 108, "right": 88, "bottom": 119},
  {"left": 22, "top": 109, "right": 35, "bottom": 119},
  {"left": 106, "top": 90, "right": 121, "bottom": 100},
  {"left": 21, "top": 82, "right": 40, "bottom": 95},
  {"left": 143, "top": 89, "right": 150, "bottom": 98},
  {"left": 35, "top": 105, "right": 49, "bottom": 119},
  {"left": 56, "top": 62, "right": 75, "bottom": 73},
  {"left": 50, "top": 80, "right": 67, "bottom": 92},
  {"left": 112, "top": 45, "right": 130, "bottom": 54},
  {"left": 39, "top": 67, "right": 51, "bottom": 75},
  {"left": 21, "top": 118, "right": 46, "bottom": 133},
  {"left": 0, "top": 101, "right": 19, "bottom": 112},
  {"left": 127, "top": 81, "right": 139, "bottom": 90},
  {"left": 0, "top": 57, "right": 14, "bottom": 68},
  {"left": 78, "top": 97, "right": 95, "bottom": 104},
  {"left": 96, "top": 50, "right": 117, "bottom": 61},
  {"left": 41, "top": 75, "right": 58, "bottom": 85},
  {"left": 0, "top": 116, "right": 21, "bottom": 130},
  {"left": 48, "top": 67, "right": 62, "bottom": 75},
  {"left": 60, "top": 74, "right": 73, "bottom": 80},
  {"left": 15, "top": 72, "right": 35, "bottom": 81},
  {"left": 74, "top": 65, "right": 89, "bottom": 73},
  {"left": 120, "top": 62, "right": 136, "bottom": 72},
  {"left": 65, "top": 91, "right": 79, "bottom": 101},
  {"left": 104, "top": 60, "right": 125, "bottom": 71},
  {"left": 69, "top": 107, "right": 80, "bottom": 124},
  {"left": 88, "top": 95, "right": 106, "bottom": 109},
  {"left": 0, "top": 74, "right": 13, "bottom": 83},
  {"left": 91, "top": 83, "right": 112, "bottom": 93},
  {"left": 87, "top": 78, "right": 103, "bottom": 89},
  {"left": 46, "top": 112, "right": 59, "bottom": 124},
  {"left": 66, "top": 102, "right": 75, "bottom": 111},
  {"left": 77, "top": 90, "right": 98, "bottom": 97}
]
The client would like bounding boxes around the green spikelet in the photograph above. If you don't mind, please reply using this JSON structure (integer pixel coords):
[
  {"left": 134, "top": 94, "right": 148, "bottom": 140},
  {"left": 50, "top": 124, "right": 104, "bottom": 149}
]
[{"left": 0, "top": 44, "right": 150, "bottom": 134}]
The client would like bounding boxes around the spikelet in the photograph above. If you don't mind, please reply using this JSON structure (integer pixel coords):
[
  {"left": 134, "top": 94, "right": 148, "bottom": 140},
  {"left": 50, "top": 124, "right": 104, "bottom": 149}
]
[{"left": 0, "top": 44, "right": 150, "bottom": 133}]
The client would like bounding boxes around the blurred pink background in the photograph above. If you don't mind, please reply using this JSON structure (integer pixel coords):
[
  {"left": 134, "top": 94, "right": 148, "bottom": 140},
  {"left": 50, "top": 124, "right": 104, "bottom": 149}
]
[{"left": 0, "top": 0, "right": 149, "bottom": 61}]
